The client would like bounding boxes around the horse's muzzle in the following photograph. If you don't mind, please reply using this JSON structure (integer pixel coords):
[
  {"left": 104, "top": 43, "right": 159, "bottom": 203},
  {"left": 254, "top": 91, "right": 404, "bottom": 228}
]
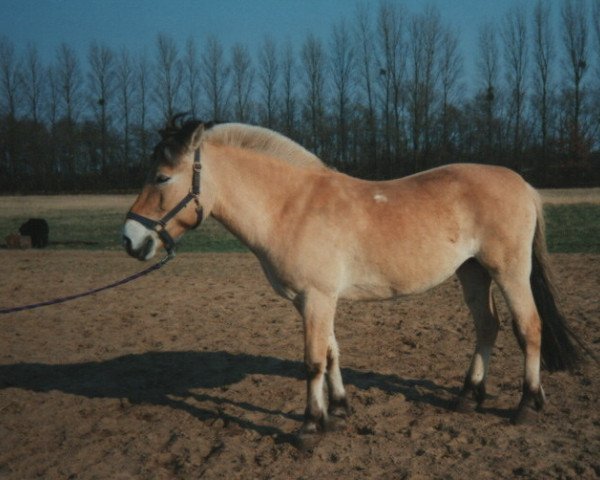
[{"left": 123, "top": 234, "right": 157, "bottom": 261}]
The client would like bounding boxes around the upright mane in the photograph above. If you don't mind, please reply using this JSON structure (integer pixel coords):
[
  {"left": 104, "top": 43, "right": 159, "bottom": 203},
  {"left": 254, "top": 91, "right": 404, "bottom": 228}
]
[
  {"left": 203, "top": 123, "right": 326, "bottom": 170},
  {"left": 154, "top": 115, "right": 216, "bottom": 166}
]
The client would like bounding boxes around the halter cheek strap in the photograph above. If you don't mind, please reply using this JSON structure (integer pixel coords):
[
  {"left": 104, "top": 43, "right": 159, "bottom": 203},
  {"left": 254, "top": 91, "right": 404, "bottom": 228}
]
[{"left": 126, "top": 148, "right": 203, "bottom": 257}]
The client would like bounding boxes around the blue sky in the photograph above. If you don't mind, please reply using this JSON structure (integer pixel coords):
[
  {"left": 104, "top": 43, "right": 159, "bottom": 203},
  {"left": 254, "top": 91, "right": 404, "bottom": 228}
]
[{"left": 1, "top": 0, "right": 532, "bottom": 89}]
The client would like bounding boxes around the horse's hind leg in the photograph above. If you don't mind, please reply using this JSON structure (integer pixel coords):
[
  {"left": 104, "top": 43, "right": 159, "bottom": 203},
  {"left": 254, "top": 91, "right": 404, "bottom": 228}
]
[
  {"left": 494, "top": 268, "right": 546, "bottom": 424},
  {"left": 455, "top": 259, "right": 499, "bottom": 412}
]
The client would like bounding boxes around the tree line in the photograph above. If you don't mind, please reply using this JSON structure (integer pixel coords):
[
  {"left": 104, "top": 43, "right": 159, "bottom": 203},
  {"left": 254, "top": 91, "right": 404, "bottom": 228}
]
[{"left": 1, "top": 0, "right": 600, "bottom": 193}]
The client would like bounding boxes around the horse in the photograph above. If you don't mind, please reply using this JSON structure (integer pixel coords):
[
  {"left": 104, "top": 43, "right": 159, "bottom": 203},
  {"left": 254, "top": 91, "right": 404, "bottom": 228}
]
[{"left": 123, "top": 117, "right": 583, "bottom": 445}]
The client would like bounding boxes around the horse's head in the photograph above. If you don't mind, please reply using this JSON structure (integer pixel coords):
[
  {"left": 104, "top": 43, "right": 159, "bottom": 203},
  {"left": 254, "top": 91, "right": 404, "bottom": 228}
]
[{"left": 123, "top": 116, "right": 214, "bottom": 261}]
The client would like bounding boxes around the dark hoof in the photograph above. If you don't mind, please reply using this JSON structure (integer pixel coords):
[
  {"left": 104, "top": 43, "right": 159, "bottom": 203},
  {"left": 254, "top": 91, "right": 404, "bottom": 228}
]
[
  {"left": 295, "top": 430, "right": 323, "bottom": 451},
  {"left": 512, "top": 386, "right": 545, "bottom": 425},
  {"left": 296, "top": 411, "right": 325, "bottom": 451},
  {"left": 454, "top": 394, "right": 478, "bottom": 413},
  {"left": 511, "top": 405, "right": 538, "bottom": 425},
  {"left": 455, "top": 379, "right": 486, "bottom": 413},
  {"left": 324, "top": 415, "right": 348, "bottom": 432},
  {"left": 329, "top": 397, "right": 351, "bottom": 419}
]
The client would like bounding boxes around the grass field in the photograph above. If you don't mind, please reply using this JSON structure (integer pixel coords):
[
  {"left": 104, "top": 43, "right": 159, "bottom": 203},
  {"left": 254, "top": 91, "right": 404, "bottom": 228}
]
[{"left": 0, "top": 191, "right": 599, "bottom": 254}]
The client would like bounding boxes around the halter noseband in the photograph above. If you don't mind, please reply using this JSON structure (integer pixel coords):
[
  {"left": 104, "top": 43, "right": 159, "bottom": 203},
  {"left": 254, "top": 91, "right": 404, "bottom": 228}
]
[{"left": 126, "top": 148, "right": 203, "bottom": 258}]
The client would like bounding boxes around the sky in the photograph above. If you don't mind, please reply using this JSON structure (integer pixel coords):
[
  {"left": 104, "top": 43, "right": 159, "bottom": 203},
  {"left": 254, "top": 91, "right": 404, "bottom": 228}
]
[{"left": 1, "top": 0, "right": 531, "bottom": 91}]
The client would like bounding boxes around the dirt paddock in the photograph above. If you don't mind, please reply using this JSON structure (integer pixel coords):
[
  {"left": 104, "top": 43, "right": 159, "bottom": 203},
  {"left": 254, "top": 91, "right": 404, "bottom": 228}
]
[{"left": 0, "top": 251, "right": 598, "bottom": 479}]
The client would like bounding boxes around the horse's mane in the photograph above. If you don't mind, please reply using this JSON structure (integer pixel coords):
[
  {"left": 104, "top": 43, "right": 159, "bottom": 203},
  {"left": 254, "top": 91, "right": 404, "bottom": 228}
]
[
  {"left": 156, "top": 116, "right": 325, "bottom": 170},
  {"left": 155, "top": 115, "right": 210, "bottom": 166},
  {"left": 203, "top": 123, "right": 326, "bottom": 170}
]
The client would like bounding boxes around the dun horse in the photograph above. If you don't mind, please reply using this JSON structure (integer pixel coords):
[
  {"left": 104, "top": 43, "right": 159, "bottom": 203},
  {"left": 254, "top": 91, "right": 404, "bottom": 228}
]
[{"left": 123, "top": 117, "right": 582, "bottom": 443}]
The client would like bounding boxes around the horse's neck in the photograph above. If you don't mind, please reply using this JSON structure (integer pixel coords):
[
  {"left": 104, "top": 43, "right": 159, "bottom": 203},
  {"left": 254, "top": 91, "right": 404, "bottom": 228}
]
[{"left": 208, "top": 146, "right": 305, "bottom": 251}]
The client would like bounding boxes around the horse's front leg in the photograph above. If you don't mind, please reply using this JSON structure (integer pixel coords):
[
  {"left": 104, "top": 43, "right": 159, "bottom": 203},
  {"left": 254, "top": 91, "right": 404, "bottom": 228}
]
[
  {"left": 326, "top": 334, "right": 351, "bottom": 424},
  {"left": 294, "top": 290, "right": 339, "bottom": 442}
]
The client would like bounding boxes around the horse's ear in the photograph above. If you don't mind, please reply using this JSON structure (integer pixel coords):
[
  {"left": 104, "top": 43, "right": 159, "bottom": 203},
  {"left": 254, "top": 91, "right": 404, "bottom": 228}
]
[{"left": 189, "top": 123, "right": 205, "bottom": 150}]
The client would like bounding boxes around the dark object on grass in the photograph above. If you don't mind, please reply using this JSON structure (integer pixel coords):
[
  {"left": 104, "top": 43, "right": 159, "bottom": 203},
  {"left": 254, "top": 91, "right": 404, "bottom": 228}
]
[{"left": 19, "top": 218, "right": 49, "bottom": 248}]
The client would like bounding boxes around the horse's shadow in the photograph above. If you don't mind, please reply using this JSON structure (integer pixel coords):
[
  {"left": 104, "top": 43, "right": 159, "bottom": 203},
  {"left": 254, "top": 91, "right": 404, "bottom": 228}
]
[{"left": 0, "top": 350, "right": 490, "bottom": 442}]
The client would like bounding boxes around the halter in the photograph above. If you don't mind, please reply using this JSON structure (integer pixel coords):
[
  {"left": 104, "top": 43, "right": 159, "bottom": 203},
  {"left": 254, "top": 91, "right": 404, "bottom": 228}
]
[{"left": 126, "top": 148, "right": 203, "bottom": 258}]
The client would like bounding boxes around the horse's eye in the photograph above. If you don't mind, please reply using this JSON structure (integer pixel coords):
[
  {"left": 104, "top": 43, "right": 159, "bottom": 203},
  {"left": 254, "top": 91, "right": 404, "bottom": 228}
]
[{"left": 155, "top": 173, "right": 170, "bottom": 185}]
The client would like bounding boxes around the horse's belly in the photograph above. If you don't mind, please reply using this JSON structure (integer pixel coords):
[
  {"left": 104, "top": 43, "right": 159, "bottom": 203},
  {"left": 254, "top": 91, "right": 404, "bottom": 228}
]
[
  {"left": 340, "top": 282, "right": 399, "bottom": 300},
  {"left": 341, "top": 273, "right": 454, "bottom": 300},
  {"left": 340, "top": 252, "right": 466, "bottom": 300}
]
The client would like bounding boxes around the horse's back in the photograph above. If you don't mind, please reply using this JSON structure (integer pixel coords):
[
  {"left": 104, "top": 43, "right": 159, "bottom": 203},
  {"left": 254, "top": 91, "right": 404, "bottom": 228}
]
[{"left": 388, "top": 163, "right": 532, "bottom": 201}]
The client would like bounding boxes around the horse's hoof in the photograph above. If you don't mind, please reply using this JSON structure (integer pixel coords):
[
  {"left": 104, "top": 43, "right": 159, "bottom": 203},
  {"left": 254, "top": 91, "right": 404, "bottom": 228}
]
[
  {"left": 295, "top": 430, "right": 322, "bottom": 451},
  {"left": 512, "top": 386, "right": 545, "bottom": 424},
  {"left": 454, "top": 395, "right": 478, "bottom": 413},
  {"left": 511, "top": 405, "right": 538, "bottom": 425},
  {"left": 325, "top": 415, "right": 348, "bottom": 432},
  {"left": 329, "top": 397, "right": 351, "bottom": 418}
]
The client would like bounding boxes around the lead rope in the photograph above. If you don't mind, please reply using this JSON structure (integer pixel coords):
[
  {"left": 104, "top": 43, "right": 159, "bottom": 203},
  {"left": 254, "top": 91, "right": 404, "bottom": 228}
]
[
  {"left": 4, "top": 148, "right": 201, "bottom": 315},
  {"left": 0, "top": 254, "right": 173, "bottom": 315}
]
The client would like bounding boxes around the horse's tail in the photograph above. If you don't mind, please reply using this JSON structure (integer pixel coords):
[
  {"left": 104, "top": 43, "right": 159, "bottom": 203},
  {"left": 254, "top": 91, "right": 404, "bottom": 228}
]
[{"left": 529, "top": 193, "right": 589, "bottom": 372}]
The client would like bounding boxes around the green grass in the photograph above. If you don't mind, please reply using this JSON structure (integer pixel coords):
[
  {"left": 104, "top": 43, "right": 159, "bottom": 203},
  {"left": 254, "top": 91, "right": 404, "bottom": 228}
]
[
  {"left": 1, "top": 202, "right": 599, "bottom": 254},
  {"left": 544, "top": 203, "right": 600, "bottom": 253},
  {"left": 0, "top": 211, "right": 246, "bottom": 253}
]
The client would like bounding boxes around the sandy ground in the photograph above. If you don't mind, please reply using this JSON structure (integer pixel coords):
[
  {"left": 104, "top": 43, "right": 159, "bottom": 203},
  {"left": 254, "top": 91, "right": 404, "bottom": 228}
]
[{"left": 0, "top": 251, "right": 599, "bottom": 479}]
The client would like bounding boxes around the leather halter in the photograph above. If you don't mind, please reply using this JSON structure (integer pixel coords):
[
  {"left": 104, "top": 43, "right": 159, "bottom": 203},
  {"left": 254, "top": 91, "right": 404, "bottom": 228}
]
[{"left": 126, "top": 149, "right": 203, "bottom": 257}]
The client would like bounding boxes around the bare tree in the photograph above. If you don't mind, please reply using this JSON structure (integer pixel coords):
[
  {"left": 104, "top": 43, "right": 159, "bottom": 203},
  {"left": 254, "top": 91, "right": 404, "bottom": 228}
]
[
  {"left": 594, "top": 1, "right": 600, "bottom": 70},
  {"left": 438, "top": 25, "right": 463, "bottom": 161},
  {"left": 54, "top": 43, "right": 83, "bottom": 179},
  {"left": 594, "top": 0, "right": 600, "bottom": 59},
  {"left": 501, "top": 5, "right": 528, "bottom": 161},
  {"left": 330, "top": 18, "right": 356, "bottom": 167},
  {"left": 231, "top": 43, "right": 254, "bottom": 123},
  {"left": 0, "top": 36, "right": 20, "bottom": 180},
  {"left": 20, "top": 46, "right": 51, "bottom": 182},
  {"left": 0, "top": 35, "right": 20, "bottom": 118},
  {"left": 591, "top": 0, "right": 600, "bottom": 142},
  {"left": 47, "top": 66, "right": 59, "bottom": 127},
  {"left": 88, "top": 42, "right": 115, "bottom": 172},
  {"left": 135, "top": 53, "right": 151, "bottom": 164},
  {"left": 154, "top": 33, "right": 182, "bottom": 121},
  {"left": 201, "top": 34, "right": 230, "bottom": 121},
  {"left": 56, "top": 43, "right": 83, "bottom": 123},
  {"left": 409, "top": 5, "right": 442, "bottom": 170},
  {"left": 561, "top": 0, "right": 589, "bottom": 149},
  {"left": 377, "top": 2, "right": 406, "bottom": 172},
  {"left": 477, "top": 23, "right": 500, "bottom": 159},
  {"left": 280, "top": 41, "right": 297, "bottom": 137},
  {"left": 257, "top": 36, "right": 278, "bottom": 128},
  {"left": 355, "top": 3, "right": 377, "bottom": 173},
  {"left": 532, "top": 0, "right": 554, "bottom": 163},
  {"left": 116, "top": 48, "right": 135, "bottom": 167},
  {"left": 21, "top": 44, "right": 44, "bottom": 123},
  {"left": 184, "top": 37, "right": 201, "bottom": 118},
  {"left": 301, "top": 34, "right": 327, "bottom": 154}
]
